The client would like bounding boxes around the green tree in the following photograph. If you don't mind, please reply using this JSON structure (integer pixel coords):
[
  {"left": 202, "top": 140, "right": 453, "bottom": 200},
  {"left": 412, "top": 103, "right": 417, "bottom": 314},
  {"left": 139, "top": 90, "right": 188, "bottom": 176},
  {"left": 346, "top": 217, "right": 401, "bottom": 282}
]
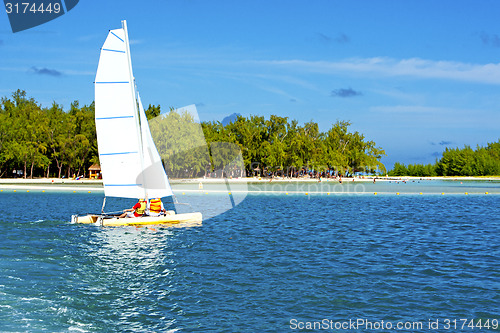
[
  {"left": 146, "top": 104, "right": 161, "bottom": 120},
  {"left": 390, "top": 140, "right": 500, "bottom": 176},
  {"left": 0, "top": 90, "right": 391, "bottom": 179}
]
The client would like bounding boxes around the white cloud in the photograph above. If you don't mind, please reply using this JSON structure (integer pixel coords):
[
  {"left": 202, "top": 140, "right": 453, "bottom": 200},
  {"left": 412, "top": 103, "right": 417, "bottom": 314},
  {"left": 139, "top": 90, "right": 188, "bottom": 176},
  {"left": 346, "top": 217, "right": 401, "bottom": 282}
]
[{"left": 257, "top": 57, "right": 500, "bottom": 85}]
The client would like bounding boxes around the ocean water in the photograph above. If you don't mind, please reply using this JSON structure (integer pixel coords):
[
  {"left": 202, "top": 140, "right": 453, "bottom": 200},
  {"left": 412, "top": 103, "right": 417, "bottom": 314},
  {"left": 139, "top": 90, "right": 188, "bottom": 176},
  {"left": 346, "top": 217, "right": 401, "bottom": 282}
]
[{"left": 0, "top": 182, "right": 499, "bottom": 332}]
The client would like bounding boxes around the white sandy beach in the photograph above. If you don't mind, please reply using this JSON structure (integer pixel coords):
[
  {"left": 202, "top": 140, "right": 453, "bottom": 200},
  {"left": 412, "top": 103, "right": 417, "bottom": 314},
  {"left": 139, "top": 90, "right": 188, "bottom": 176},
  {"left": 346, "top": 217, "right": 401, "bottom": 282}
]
[
  {"left": 0, "top": 176, "right": 498, "bottom": 193},
  {"left": 0, "top": 178, "right": 104, "bottom": 192}
]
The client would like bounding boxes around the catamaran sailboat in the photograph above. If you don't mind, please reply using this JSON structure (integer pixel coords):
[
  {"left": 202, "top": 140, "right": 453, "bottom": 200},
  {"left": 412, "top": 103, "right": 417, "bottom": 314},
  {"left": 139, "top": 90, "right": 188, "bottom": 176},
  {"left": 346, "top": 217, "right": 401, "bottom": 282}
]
[{"left": 72, "top": 20, "right": 202, "bottom": 227}]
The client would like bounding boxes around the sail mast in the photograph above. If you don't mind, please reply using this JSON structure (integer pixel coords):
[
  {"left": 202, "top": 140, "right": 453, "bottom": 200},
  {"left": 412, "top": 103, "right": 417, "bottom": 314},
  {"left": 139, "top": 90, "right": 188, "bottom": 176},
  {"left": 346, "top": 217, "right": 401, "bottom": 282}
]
[{"left": 122, "top": 20, "right": 147, "bottom": 199}]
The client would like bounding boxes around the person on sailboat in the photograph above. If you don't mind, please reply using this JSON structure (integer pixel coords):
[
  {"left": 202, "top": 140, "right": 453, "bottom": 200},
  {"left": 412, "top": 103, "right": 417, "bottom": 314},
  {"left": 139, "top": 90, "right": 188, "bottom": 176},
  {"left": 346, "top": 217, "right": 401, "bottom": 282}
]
[
  {"left": 119, "top": 198, "right": 147, "bottom": 218},
  {"left": 146, "top": 198, "right": 168, "bottom": 217}
]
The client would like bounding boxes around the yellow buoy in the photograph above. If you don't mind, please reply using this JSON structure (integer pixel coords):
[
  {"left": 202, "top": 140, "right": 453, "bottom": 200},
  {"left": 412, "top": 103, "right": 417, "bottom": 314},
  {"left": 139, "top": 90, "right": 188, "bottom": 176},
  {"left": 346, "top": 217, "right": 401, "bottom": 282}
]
[
  {"left": 327, "top": 192, "right": 330, "bottom": 195},
  {"left": 441, "top": 192, "right": 445, "bottom": 195},
  {"left": 27, "top": 190, "right": 29, "bottom": 192},
  {"left": 465, "top": 192, "right": 468, "bottom": 195},
  {"left": 73, "top": 191, "right": 76, "bottom": 193},
  {"left": 374, "top": 192, "right": 377, "bottom": 195},
  {"left": 419, "top": 192, "right": 423, "bottom": 195},
  {"left": 42, "top": 190, "right": 45, "bottom": 192},
  {"left": 228, "top": 192, "right": 231, "bottom": 195},
  {"left": 485, "top": 192, "right": 489, "bottom": 195},
  {"left": 396, "top": 192, "right": 399, "bottom": 195},
  {"left": 13, "top": 190, "right": 16, "bottom": 192},
  {"left": 305, "top": 192, "right": 309, "bottom": 195},
  {"left": 286, "top": 192, "right": 288, "bottom": 195}
]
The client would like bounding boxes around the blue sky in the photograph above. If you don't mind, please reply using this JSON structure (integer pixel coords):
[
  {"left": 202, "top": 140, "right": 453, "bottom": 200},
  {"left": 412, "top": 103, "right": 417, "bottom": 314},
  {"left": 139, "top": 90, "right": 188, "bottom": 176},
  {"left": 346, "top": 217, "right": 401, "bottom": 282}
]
[{"left": 1, "top": 0, "right": 500, "bottom": 169}]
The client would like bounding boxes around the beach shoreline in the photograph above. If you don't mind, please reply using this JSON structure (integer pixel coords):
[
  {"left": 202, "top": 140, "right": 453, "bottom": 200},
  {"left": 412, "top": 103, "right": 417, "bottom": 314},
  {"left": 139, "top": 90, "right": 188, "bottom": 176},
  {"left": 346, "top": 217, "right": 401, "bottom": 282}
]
[
  {"left": 0, "top": 175, "right": 499, "bottom": 192},
  {"left": 1, "top": 176, "right": 499, "bottom": 196},
  {"left": 1, "top": 175, "right": 500, "bottom": 185}
]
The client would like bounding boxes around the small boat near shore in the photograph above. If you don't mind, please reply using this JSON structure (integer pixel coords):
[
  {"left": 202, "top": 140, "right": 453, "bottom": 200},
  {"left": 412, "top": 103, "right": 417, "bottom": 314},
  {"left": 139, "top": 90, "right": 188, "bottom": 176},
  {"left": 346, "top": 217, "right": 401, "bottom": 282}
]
[{"left": 72, "top": 20, "right": 202, "bottom": 227}]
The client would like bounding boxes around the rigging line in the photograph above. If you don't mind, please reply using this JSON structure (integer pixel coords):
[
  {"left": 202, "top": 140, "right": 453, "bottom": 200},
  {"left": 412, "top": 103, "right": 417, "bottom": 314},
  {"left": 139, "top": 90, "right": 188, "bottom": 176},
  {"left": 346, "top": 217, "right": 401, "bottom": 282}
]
[{"left": 172, "top": 195, "right": 195, "bottom": 212}]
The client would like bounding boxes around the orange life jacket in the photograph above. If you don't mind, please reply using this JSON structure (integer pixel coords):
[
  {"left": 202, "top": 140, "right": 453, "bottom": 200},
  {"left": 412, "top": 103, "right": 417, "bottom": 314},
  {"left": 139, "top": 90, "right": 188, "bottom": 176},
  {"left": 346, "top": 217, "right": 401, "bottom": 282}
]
[{"left": 149, "top": 198, "right": 162, "bottom": 213}]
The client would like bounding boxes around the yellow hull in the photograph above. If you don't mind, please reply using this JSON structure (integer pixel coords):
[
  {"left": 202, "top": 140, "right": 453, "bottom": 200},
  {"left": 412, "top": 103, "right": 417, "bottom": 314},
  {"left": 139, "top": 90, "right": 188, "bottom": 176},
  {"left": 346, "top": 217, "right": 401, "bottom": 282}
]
[{"left": 73, "top": 212, "right": 202, "bottom": 227}]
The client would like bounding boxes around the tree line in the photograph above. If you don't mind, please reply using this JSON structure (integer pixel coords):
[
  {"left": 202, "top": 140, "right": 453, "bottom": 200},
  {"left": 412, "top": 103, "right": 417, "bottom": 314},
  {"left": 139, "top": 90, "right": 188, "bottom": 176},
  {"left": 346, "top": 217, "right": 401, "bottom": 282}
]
[
  {"left": 137, "top": 106, "right": 389, "bottom": 178},
  {"left": 201, "top": 115, "right": 386, "bottom": 177},
  {"left": 388, "top": 141, "right": 500, "bottom": 177},
  {"left": 0, "top": 90, "right": 97, "bottom": 178},
  {"left": 4, "top": 90, "right": 497, "bottom": 179},
  {"left": 1, "top": 90, "right": 388, "bottom": 179}
]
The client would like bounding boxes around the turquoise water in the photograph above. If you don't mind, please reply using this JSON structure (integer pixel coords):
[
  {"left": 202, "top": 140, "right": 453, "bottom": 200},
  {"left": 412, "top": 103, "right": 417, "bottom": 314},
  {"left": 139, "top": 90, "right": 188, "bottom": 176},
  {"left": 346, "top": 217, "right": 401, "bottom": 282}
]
[
  {"left": 173, "top": 178, "right": 500, "bottom": 195},
  {"left": 1, "top": 182, "right": 499, "bottom": 332}
]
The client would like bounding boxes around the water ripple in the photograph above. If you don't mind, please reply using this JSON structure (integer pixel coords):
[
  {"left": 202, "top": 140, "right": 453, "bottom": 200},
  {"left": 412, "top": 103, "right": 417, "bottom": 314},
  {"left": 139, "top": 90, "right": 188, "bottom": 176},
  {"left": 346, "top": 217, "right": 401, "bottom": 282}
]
[{"left": 0, "top": 190, "right": 499, "bottom": 331}]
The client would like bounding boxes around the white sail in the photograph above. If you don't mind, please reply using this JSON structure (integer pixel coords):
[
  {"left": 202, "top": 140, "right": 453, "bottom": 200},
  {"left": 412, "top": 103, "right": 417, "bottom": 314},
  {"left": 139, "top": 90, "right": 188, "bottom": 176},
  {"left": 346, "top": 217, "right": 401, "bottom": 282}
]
[
  {"left": 73, "top": 20, "right": 204, "bottom": 226},
  {"left": 94, "top": 21, "right": 171, "bottom": 199},
  {"left": 138, "top": 93, "right": 173, "bottom": 198}
]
